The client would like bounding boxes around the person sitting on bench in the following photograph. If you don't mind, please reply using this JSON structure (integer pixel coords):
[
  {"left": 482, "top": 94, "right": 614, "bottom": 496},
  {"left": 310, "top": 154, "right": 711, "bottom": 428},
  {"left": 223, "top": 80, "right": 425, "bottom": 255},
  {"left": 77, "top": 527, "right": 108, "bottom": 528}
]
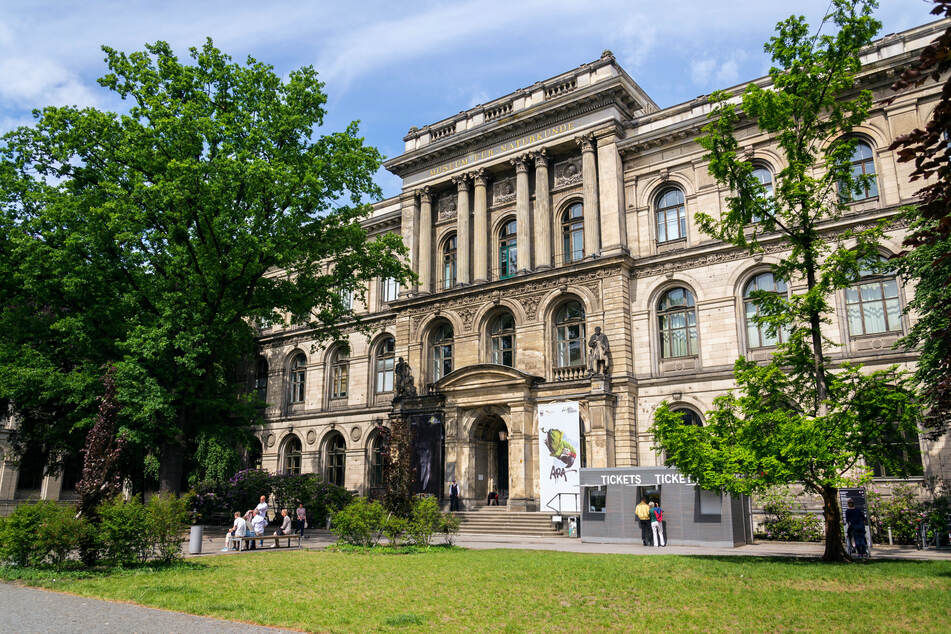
[{"left": 272, "top": 509, "right": 292, "bottom": 547}]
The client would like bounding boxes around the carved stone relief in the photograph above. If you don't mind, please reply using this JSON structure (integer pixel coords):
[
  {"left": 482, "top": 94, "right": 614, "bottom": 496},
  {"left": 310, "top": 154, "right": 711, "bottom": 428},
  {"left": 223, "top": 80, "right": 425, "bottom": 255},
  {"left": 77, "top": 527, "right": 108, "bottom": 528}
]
[
  {"left": 437, "top": 193, "right": 457, "bottom": 221},
  {"left": 553, "top": 157, "right": 582, "bottom": 188},
  {"left": 493, "top": 177, "right": 516, "bottom": 206},
  {"left": 306, "top": 430, "right": 317, "bottom": 445},
  {"left": 350, "top": 426, "right": 362, "bottom": 443}
]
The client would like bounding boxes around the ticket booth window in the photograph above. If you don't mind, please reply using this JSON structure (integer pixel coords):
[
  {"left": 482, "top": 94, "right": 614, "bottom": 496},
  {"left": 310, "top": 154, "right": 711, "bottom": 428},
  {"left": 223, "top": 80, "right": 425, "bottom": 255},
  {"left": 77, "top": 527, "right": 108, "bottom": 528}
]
[
  {"left": 587, "top": 486, "right": 606, "bottom": 513},
  {"left": 698, "top": 488, "right": 722, "bottom": 518},
  {"left": 638, "top": 486, "right": 661, "bottom": 506}
]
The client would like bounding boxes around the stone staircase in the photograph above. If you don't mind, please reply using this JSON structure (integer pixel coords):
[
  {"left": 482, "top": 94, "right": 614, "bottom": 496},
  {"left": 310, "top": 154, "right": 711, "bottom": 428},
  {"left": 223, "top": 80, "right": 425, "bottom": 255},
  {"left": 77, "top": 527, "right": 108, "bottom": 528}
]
[{"left": 452, "top": 506, "right": 566, "bottom": 537}]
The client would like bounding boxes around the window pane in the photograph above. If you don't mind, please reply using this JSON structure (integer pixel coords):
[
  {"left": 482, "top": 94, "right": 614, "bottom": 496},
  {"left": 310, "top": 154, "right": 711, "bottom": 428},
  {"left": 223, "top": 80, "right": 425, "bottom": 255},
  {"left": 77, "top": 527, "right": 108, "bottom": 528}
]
[
  {"left": 656, "top": 215, "right": 667, "bottom": 243},
  {"left": 882, "top": 278, "right": 898, "bottom": 299},
  {"left": 847, "top": 304, "right": 864, "bottom": 335},
  {"left": 861, "top": 283, "right": 883, "bottom": 302},
  {"left": 862, "top": 302, "right": 886, "bottom": 334},
  {"left": 885, "top": 298, "right": 901, "bottom": 332}
]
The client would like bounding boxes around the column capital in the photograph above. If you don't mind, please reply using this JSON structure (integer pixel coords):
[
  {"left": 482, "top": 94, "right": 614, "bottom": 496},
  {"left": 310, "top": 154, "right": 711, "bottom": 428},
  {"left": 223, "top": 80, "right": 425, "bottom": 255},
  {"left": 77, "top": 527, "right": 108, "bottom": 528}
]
[
  {"left": 452, "top": 173, "right": 471, "bottom": 191},
  {"left": 530, "top": 148, "right": 549, "bottom": 168},
  {"left": 418, "top": 186, "right": 432, "bottom": 204},
  {"left": 471, "top": 168, "right": 488, "bottom": 187},
  {"left": 399, "top": 189, "right": 418, "bottom": 204},
  {"left": 576, "top": 133, "right": 596, "bottom": 154},
  {"left": 510, "top": 154, "right": 531, "bottom": 174}
]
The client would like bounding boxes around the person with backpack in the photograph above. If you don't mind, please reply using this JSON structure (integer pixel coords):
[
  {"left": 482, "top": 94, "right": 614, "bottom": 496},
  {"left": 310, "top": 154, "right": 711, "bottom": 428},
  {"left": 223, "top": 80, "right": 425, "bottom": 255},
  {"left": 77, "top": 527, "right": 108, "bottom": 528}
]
[{"left": 650, "top": 501, "right": 666, "bottom": 547}]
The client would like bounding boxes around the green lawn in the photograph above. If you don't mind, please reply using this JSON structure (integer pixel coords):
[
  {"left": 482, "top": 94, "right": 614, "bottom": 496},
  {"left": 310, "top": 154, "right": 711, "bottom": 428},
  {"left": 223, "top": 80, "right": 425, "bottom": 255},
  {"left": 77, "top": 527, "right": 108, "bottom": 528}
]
[{"left": 3, "top": 549, "right": 950, "bottom": 632}]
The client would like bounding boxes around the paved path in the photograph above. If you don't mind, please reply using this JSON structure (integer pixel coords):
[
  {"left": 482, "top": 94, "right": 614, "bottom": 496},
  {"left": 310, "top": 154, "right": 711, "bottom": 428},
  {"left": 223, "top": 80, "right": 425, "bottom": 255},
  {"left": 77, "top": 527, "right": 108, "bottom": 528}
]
[
  {"left": 192, "top": 528, "right": 950, "bottom": 561},
  {"left": 0, "top": 583, "right": 295, "bottom": 633}
]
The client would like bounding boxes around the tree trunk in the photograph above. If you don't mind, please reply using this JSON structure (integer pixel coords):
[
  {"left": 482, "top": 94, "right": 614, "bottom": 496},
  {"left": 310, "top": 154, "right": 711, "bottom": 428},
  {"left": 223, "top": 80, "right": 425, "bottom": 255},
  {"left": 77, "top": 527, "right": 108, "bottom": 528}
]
[
  {"left": 821, "top": 484, "right": 848, "bottom": 562},
  {"left": 158, "top": 439, "right": 184, "bottom": 494},
  {"left": 804, "top": 253, "right": 828, "bottom": 406}
]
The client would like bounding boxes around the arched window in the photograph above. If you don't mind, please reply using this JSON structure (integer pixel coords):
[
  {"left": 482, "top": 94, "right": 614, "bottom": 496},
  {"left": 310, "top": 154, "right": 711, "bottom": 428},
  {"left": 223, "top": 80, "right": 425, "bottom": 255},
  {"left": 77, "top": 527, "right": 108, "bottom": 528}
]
[
  {"left": 499, "top": 219, "right": 517, "bottom": 279},
  {"left": 282, "top": 436, "right": 302, "bottom": 475},
  {"left": 562, "top": 203, "right": 584, "bottom": 263},
  {"left": 672, "top": 408, "right": 703, "bottom": 426},
  {"left": 431, "top": 322, "right": 454, "bottom": 381},
  {"left": 489, "top": 312, "right": 516, "bottom": 367},
  {"left": 846, "top": 257, "right": 902, "bottom": 336},
  {"left": 374, "top": 337, "right": 396, "bottom": 393},
  {"left": 326, "top": 433, "right": 346, "bottom": 487},
  {"left": 839, "top": 140, "right": 878, "bottom": 201},
  {"left": 655, "top": 188, "right": 686, "bottom": 243},
  {"left": 658, "top": 288, "right": 697, "bottom": 358},
  {"left": 752, "top": 166, "right": 774, "bottom": 197},
  {"left": 255, "top": 356, "right": 268, "bottom": 402},
  {"left": 554, "top": 300, "right": 586, "bottom": 368},
  {"left": 369, "top": 434, "right": 386, "bottom": 490},
  {"left": 381, "top": 277, "right": 399, "bottom": 303},
  {"left": 289, "top": 353, "right": 307, "bottom": 404},
  {"left": 744, "top": 272, "right": 788, "bottom": 348},
  {"left": 441, "top": 235, "right": 457, "bottom": 290},
  {"left": 330, "top": 348, "right": 349, "bottom": 400}
]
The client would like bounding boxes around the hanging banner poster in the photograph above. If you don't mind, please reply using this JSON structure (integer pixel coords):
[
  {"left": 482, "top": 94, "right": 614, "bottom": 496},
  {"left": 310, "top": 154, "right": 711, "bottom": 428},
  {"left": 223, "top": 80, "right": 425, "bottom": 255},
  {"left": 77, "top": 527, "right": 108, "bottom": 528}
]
[{"left": 538, "top": 401, "right": 581, "bottom": 513}]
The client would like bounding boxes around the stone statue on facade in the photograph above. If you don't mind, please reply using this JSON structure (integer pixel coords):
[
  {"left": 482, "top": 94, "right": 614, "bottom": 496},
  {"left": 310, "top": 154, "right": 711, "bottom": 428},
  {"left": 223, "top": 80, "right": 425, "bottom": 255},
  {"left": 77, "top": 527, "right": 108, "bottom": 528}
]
[
  {"left": 394, "top": 357, "right": 417, "bottom": 399},
  {"left": 587, "top": 327, "right": 611, "bottom": 375}
]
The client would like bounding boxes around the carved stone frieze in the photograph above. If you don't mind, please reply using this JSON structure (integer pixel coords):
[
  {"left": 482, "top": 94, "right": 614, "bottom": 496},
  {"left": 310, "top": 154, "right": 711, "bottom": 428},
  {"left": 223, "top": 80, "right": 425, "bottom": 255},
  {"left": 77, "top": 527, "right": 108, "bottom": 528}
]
[
  {"left": 437, "top": 193, "right": 458, "bottom": 221},
  {"left": 493, "top": 177, "right": 516, "bottom": 206},
  {"left": 554, "top": 157, "right": 582, "bottom": 188},
  {"left": 518, "top": 293, "right": 545, "bottom": 320}
]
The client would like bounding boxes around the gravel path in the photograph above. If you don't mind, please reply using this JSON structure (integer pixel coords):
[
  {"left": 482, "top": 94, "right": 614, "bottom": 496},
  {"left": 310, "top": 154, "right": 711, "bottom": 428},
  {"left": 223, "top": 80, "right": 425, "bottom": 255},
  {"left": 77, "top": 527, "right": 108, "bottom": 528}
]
[{"left": 0, "top": 583, "right": 296, "bottom": 633}]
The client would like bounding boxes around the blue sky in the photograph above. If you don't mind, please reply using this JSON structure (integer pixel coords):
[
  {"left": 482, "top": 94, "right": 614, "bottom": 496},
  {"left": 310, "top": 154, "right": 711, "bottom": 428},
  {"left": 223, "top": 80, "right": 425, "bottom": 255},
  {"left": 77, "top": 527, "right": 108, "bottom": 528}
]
[{"left": 0, "top": 1, "right": 936, "bottom": 198}]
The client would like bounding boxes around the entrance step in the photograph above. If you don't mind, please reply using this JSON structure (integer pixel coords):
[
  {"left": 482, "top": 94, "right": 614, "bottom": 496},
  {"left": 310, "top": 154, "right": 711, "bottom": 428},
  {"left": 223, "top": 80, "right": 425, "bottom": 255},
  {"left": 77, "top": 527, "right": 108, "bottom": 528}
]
[{"left": 452, "top": 509, "right": 565, "bottom": 537}]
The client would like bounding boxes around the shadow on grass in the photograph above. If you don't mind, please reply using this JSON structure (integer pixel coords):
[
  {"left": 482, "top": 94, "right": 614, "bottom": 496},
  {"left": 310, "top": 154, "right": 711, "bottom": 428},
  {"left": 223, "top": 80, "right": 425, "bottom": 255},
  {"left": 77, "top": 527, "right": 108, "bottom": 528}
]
[{"left": 0, "top": 559, "right": 210, "bottom": 584}]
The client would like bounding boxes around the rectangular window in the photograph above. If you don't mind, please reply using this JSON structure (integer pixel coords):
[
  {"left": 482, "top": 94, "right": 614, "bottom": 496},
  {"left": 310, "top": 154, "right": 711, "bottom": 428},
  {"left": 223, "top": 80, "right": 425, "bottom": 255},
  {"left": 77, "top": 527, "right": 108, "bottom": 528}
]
[
  {"left": 698, "top": 488, "right": 722, "bottom": 517},
  {"left": 587, "top": 486, "right": 606, "bottom": 513},
  {"left": 381, "top": 278, "right": 399, "bottom": 303}
]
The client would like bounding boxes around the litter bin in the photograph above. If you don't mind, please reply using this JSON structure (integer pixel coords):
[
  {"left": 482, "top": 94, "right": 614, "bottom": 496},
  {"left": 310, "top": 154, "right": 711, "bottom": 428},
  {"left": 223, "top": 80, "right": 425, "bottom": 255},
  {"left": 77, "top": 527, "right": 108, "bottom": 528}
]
[
  {"left": 188, "top": 524, "right": 203, "bottom": 554},
  {"left": 568, "top": 516, "right": 579, "bottom": 538}
]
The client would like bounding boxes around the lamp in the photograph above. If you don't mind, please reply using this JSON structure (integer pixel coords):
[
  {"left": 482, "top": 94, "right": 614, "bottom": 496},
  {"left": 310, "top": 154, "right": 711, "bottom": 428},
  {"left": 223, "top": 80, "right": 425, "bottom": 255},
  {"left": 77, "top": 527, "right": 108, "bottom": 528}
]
[
  {"left": 671, "top": 391, "right": 683, "bottom": 401},
  {"left": 498, "top": 430, "right": 508, "bottom": 442}
]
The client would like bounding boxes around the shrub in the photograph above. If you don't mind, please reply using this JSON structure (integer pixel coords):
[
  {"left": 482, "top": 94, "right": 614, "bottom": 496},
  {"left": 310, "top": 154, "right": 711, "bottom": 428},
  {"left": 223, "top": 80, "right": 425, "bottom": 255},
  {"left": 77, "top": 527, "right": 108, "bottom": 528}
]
[
  {"left": 331, "top": 497, "right": 387, "bottom": 546},
  {"left": 439, "top": 512, "right": 461, "bottom": 546},
  {"left": 97, "top": 496, "right": 151, "bottom": 565},
  {"left": 756, "top": 487, "right": 824, "bottom": 542},
  {"left": 383, "top": 514, "right": 408, "bottom": 547},
  {"left": 0, "top": 501, "right": 89, "bottom": 567},
  {"left": 867, "top": 484, "right": 922, "bottom": 545},
  {"left": 407, "top": 495, "right": 442, "bottom": 547},
  {"left": 147, "top": 493, "right": 190, "bottom": 563},
  {"left": 225, "top": 469, "right": 272, "bottom": 516},
  {"left": 312, "top": 480, "right": 353, "bottom": 528}
]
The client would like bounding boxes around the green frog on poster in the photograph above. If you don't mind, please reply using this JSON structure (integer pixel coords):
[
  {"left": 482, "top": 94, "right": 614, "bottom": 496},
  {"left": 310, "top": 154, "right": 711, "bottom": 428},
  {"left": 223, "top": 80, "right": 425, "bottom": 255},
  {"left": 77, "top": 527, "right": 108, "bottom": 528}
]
[{"left": 544, "top": 428, "right": 577, "bottom": 468}]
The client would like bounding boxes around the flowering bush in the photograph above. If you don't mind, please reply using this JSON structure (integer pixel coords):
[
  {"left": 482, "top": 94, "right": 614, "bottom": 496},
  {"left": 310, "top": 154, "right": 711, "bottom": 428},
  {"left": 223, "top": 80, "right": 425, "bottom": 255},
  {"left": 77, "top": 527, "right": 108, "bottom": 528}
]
[
  {"left": 756, "top": 487, "right": 824, "bottom": 542},
  {"left": 867, "top": 484, "right": 922, "bottom": 545}
]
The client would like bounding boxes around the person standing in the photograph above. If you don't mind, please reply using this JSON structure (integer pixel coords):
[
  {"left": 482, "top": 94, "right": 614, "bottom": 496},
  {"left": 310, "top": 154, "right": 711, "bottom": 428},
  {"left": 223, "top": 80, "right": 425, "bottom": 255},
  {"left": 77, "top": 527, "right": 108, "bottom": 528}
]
[
  {"left": 845, "top": 499, "right": 868, "bottom": 557},
  {"left": 635, "top": 498, "right": 652, "bottom": 546},
  {"left": 255, "top": 495, "right": 269, "bottom": 522},
  {"left": 224, "top": 511, "right": 247, "bottom": 552},
  {"left": 449, "top": 479, "right": 460, "bottom": 512},
  {"left": 251, "top": 508, "right": 267, "bottom": 548},
  {"left": 650, "top": 501, "right": 666, "bottom": 547},
  {"left": 296, "top": 503, "right": 307, "bottom": 537}
]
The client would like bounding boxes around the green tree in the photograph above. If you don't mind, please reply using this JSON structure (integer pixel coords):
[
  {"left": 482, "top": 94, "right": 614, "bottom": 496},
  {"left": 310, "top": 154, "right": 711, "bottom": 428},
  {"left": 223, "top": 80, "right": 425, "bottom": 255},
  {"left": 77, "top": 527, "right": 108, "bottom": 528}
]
[
  {"left": 0, "top": 39, "right": 413, "bottom": 491},
  {"left": 891, "top": 1, "right": 951, "bottom": 437},
  {"left": 652, "top": 0, "right": 923, "bottom": 561}
]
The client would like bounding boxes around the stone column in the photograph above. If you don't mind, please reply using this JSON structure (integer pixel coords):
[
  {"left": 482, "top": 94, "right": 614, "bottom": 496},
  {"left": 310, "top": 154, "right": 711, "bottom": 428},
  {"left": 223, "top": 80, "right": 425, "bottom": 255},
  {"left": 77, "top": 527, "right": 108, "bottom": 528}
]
[
  {"left": 399, "top": 190, "right": 419, "bottom": 296},
  {"left": 577, "top": 134, "right": 601, "bottom": 258},
  {"left": 511, "top": 155, "right": 532, "bottom": 273},
  {"left": 417, "top": 187, "right": 433, "bottom": 294},
  {"left": 595, "top": 125, "right": 628, "bottom": 256},
  {"left": 532, "top": 149, "right": 552, "bottom": 270},
  {"left": 472, "top": 169, "right": 489, "bottom": 283},
  {"left": 453, "top": 174, "right": 471, "bottom": 285}
]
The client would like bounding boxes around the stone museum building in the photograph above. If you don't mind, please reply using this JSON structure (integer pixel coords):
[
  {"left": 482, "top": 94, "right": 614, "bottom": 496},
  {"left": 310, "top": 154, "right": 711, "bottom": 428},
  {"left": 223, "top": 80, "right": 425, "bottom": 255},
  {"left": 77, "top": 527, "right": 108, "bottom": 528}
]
[{"left": 1, "top": 18, "right": 949, "bottom": 517}]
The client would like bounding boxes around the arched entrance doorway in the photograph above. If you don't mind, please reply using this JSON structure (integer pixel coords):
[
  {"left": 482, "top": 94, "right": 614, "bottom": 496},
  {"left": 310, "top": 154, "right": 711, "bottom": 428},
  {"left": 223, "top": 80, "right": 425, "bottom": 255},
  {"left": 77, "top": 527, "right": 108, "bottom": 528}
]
[{"left": 471, "top": 416, "right": 509, "bottom": 505}]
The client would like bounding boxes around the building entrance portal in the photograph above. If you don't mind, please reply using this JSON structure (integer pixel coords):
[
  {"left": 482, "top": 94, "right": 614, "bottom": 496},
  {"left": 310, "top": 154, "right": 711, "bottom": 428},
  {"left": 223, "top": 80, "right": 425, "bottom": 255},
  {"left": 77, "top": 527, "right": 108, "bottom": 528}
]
[{"left": 471, "top": 416, "right": 509, "bottom": 506}]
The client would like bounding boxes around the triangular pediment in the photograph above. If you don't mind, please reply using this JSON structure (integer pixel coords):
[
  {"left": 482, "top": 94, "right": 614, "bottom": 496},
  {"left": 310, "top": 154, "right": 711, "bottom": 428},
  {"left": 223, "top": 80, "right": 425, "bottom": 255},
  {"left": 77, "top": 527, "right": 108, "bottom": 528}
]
[{"left": 434, "top": 364, "right": 544, "bottom": 393}]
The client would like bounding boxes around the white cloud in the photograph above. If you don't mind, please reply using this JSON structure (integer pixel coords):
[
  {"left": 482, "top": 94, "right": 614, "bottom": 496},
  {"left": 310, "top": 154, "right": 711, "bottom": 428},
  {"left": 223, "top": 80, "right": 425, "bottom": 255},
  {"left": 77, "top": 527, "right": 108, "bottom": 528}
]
[
  {"left": 690, "top": 50, "right": 750, "bottom": 90},
  {"left": 0, "top": 58, "right": 100, "bottom": 110}
]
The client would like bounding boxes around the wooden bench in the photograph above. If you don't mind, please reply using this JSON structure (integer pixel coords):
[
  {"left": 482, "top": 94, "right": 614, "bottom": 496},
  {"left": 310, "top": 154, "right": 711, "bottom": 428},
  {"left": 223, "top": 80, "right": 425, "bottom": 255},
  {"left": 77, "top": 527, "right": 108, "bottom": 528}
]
[{"left": 233, "top": 532, "right": 302, "bottom": 550}]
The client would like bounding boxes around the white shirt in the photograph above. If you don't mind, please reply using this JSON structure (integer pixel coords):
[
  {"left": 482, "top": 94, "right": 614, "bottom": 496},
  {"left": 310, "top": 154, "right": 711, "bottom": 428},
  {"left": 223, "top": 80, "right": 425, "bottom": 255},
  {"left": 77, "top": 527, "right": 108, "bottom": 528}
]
[
  {"left": 233, "top": 517, "right": 247, "bottom": 537},
  {"left": 255, "top": 501, "right": 269, "bottom": 519},
  {"left": 251, "top": 513, "right": 267, "bottom": 533}
]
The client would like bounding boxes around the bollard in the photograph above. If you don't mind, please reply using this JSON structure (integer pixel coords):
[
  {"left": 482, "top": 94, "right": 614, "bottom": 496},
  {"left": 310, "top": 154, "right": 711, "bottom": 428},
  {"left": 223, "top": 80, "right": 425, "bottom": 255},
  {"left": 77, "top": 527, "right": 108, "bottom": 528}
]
[
  {"left": 189, "top": 524, "right": 203, "bottom": 554},
  {"left": 888, "top": 527, "right": 893, "bottom": 545}
]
